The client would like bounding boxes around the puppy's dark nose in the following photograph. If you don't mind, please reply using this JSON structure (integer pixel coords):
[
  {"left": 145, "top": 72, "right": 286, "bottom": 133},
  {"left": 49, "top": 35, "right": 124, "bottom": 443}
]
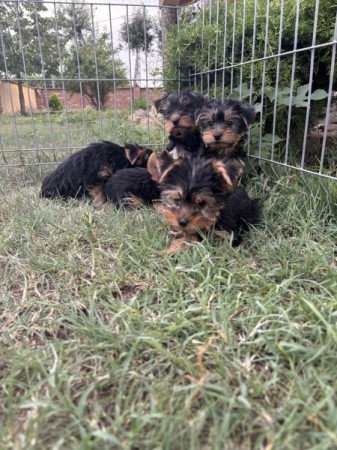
[
  {"left": 214, "top": 134, "right": 221, "bottom": 141},
  {"left": 178, "top": 218, "right": 188, "bottom": 227}
]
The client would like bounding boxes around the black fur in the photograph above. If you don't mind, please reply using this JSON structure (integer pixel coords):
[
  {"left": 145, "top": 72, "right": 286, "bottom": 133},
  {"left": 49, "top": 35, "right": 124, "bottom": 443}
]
[
  {"left": 216, "top": 186, "right": 261, "bottom": 246},
  {"left": 160, "top": 154, "right": 232, "bottom": 201},
  {"left": 40, "top": 141, "right": 152, "bottom": 199},
  {"left": 103, "top": 167, "right": 160, "bottom": 207}
]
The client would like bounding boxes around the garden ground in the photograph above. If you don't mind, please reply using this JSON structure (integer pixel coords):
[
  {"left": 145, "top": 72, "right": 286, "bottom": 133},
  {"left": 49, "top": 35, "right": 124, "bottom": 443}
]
[{"left": 0, "top": 112, "right": 337, "bottom": 449}]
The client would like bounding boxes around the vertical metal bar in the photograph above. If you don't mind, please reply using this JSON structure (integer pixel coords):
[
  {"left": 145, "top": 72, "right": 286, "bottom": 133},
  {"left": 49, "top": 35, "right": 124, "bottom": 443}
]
[
  {"left": 300, "top": 0, "right": 320, "bottom": 169},
  {"left": 72, "top": 2, "right": 88, "bottom": 146},
  {"left": 207, "top": 0, "right": 213, "bottom": 97},
  {"left": 284, "top": 0, "right": 301, "bottom": 165},
  {"left": 125, "top": 5, "right": 135, "bottom": 141},
  {"left": 15, "top": 2, "right": 39, "bottom": 159},
  {"left": 53, "top": 2, "right": 71, "bottom": 153},
  {"left": 201, "top": 5, "right": 205, "bottom": 93},
  {"left": 239, "top": 0, "right": 246, "bottom": 100},
  {"left": 270, "top": 0, "right": 285, "bottom": 160},
  {"left": 247, "top": 0, "right": 257, "bottom": 154},
  {"left": 90, "top": 3, "right": 103, "bottom": 139},
  {"left": 194, "top": 8, "right": 198, "bottom": 92},
  {"left": 0, "top": 133, "right": 7, "bottom": 165},
  {"left": 249, "top": 0, "right": 257, "bottom": 105},
  {"left": 0, "top": 7, "right": 20, "bottom": 152},
  {"left": 230, "top": 0, "right": 237, "bottom": 94},
  {"left": 143, "top": 5, "right": 150, "bottom": 145},
  {"left": 221, "top": 0, "right": 228, "bottom": 99},
  {"left": 213, "top": 0, "right": 220, "bottom": 98},
  {"left": 258, "top": 0, "right": 271, "bottom": 157},
  {"left": 319, "top": 11, "right": 337, "bottom": 174},
  {"left": 108, "top": 4, "right": 120, "bottom": 143},
  {"left": 33, "top": 2, "right": 57, "bottom": 156},
  {"left": 177, "top": 7, "right": 181, "bottom": 92}
]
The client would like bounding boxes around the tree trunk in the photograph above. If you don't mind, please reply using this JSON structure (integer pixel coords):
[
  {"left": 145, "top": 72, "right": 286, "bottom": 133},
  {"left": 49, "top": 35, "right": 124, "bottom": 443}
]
[
  {"left": 133, "top": 49, "right": 140, "bottom": 87},
  {"left": 17, "top": 76, "right": 26, "bottom": 116},
  {"left": 160, "top": 7, "right": 178, "bottom": 75}
]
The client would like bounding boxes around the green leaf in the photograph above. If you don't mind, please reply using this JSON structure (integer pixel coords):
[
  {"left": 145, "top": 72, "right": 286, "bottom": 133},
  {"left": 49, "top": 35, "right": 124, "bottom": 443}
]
[
  {"left": 296, "top": 84, "right": 310, "bottom": 98},
  {"left": 293, "top": 99, "right": 309, "bottom": 108},
  {"left": 311, "top": 89, "right": 328, "bottom": 101},
  {"left": 278, "top": 87, "right": 291, "bottom": 96},
  {"left": 278, "top": 97, "right": 292, "bottom": 106}
]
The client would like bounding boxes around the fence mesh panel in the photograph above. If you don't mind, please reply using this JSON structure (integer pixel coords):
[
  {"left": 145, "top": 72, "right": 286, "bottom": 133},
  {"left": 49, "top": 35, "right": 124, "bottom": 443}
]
[{"left": 0, "top": 0, "right": 336, "bottom": 181}]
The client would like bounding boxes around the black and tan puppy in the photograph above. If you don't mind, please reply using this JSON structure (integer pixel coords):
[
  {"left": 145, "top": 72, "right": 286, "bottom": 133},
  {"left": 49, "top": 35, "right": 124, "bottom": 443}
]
[
  {"left": 103, "top": 165, "right": 160, "bottom": 208},
  {"left": 154, "top": 92, "right": 206, "bottom": 158},
  {"left": 196, "top": 99, "right": 255, "bottom": 159},
  {"left": 40, "top": 141, "right": 152, "bottom": 203},
  {"left": 149, "top": 152, "right": 260, "bottom": 254}
]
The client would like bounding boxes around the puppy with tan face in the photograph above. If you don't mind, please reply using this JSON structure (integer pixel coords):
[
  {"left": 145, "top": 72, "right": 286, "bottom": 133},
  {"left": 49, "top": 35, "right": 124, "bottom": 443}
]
[
  {"left": 196, "top": 99, "right": 255, "bottom": 158},
  {"left": 147, "top": 152, "right": 260, "bottom": 254},
  {"left": 154, "top": 92, "right": 206, "bottom": 157}
]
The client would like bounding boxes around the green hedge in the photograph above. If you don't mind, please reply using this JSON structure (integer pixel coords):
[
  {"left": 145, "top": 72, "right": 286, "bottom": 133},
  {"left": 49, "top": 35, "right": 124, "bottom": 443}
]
[
  {"left": 165, "top": 0, "right": 336, "bottom": 94},
  {"left": 164, "top": 0, "right": 336, "bottom": 167}
]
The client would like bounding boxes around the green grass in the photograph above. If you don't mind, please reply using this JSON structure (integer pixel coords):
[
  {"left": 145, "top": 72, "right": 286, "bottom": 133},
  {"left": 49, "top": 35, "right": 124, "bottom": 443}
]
[
  {"left": 1, "top": 160, "right": 337, "bottom": 449},
  {"left": 0, "top": 109, "right": 165, "bottom": 169}
]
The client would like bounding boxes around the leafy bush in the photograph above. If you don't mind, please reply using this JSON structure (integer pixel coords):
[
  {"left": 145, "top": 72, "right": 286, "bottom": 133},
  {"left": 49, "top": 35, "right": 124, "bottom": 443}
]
[
  {"left": 48, "top": 93, "right": 63, "bottom": 112},
  {"left": 164, "top": 0, "right": 335, "bottom": 167},
  {"left": 165, "top": 0, "right": 336, "bottom": 94}
]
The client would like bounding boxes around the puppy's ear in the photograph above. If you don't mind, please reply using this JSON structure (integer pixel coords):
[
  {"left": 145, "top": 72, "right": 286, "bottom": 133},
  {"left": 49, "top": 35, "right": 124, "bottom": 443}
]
[
  {"left": 125, "top": 143, "right": 141, "bottom": 165},
  {"left": 147, "top": 152, "right": 162, "bottom": 181},
  {"left": 125, "top": 143, "right": 148, "bottom": 166},
  {"left": 154, "top": 94, "right": 168, "bottom": 113},
  {"left": 240, "top": 104, "right": 256, "bottom": 128},
  {"left": 147, "top": 151, "right": 178, "bottom": 182},
  {"left": 213, "top": 158, "right": 244, "bottom": 191}
]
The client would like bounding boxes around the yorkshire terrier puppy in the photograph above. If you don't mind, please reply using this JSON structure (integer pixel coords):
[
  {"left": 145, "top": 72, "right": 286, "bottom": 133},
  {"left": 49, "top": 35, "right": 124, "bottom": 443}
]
[
  {"left": 40, "top": 141, "right": 152, "bottom": 203},
  {"left": 103, "top": 165, "right": 160, "bottom": 208},
  {"left": 154, "top": 92, "right": 206, "bottom": 158},
  {"left": 196, "top": 99, "right": 255, "bottom": 159},
  {"left": 102, "top": 151, "right": 175, "bottom": 208},
  {"left": 149, "top": 153, "right": 260, "bottom": 254}
]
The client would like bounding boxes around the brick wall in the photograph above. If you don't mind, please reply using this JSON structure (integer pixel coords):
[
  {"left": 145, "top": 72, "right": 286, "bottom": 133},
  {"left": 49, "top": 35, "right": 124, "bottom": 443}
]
[{"left": 35, "top": 86, "right": 162, "bottom": 111}]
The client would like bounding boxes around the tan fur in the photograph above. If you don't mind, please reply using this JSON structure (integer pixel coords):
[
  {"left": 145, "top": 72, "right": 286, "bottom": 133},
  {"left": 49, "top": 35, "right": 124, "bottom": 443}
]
[
  {"left": 125, "top": 146, "right": 147, "bottom": 166},
  {"left": 202, "top": 129, "right": 241, "bottom": 146},
  {"left": 188, "top": 215, "right": 216, "bottom": 231},
  {"left": 148, "top": 153, "right": 182, "bottom": 183},
  {"left": 212, "top": 161, "right": 234, "bottom": 191},
  {"left": 157, "top": 205, "right": 217, "bottom": 235},
  {"left": 87, "top": 185, "right": 107, "bottom": 205},
  {"left": 160, "top": 236, "right": 197, "bottom": 255},
  {"left": 98, "top": 166, "right": 113, "bottom": 179},
  {"left": 133, "top": 149, "right": 146, "bottom": 166},
  {"left": 165, "top": 115, "right": 196, "bottom": 135},
  {"left": 165, "top": 120, "right": 174, "bottom": 134},
  {"left": 123, "top": 195, "right": 144, "bottom": 208},
  {"left": 147, "top": 152, "right": 162, "bottom": 181},
  {"left": 162, "top": 187, "right": 184, "bottom": 202},
  {"left": 178, "top": 115, "right": 195, "bottom": 128}
]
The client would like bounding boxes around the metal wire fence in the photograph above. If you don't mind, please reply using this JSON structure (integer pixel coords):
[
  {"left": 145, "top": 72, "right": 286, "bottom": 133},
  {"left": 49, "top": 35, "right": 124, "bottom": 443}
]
[{"left": 0, "top": 0, "right": 336, "bottom": 181}]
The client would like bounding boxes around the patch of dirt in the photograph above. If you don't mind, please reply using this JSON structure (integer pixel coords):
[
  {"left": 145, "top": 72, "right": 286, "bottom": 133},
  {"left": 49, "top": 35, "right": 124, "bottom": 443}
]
[{"left": 116, "top": 283, "right": 145, "bottom": 302}]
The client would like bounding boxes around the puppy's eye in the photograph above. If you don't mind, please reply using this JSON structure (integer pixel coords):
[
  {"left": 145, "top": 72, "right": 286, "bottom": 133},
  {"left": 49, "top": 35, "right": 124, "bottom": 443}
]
[
  {"left": 226, "top": 120, "right": 233, "bottom": 126},
  {"left": 196, "top": 200, "right": 206, "bottom": 207}
]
